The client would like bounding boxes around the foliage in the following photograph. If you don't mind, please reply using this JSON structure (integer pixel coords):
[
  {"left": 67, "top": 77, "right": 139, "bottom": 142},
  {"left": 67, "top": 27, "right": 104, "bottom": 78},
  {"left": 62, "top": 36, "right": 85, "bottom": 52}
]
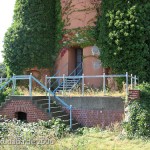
[
  {"left": 3, "top": 0, "right": 63, "bottom": 75},
  {"left": 0, "top": 117, "right": 69, "bottom": 141},
  {"left": 39, "top": 118, "right": 69, "bottom": 138},
  {"left": 97, "top": 0, "right": 150, "bottom": 82},
  {"left": 0, "top": 118, "right": 149, "bottom": 149},
  {"left": 62, "top": 27, "right": 96, "bottom": 48},
  {"left": 123, "top": 83, "right": 150, "bottom": 138},
  {"left": 60, "top": 0, "right": 98, "bottom": 49},
  {"left": 0, "top": 87, "right": 23, "bottom": 105},
  {"left": 0, "top": 63, "right": 7, "bottom": 78},
  {"left": 0, "top": 119, "right": 8, "bottom": 138}
]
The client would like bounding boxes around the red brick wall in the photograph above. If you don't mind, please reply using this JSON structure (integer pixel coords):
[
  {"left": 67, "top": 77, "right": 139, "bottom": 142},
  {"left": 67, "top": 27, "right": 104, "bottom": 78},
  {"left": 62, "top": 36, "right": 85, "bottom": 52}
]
[
  {"left": 0, "top": 98, "right": 124, "bottom": 127},
  {"left": 64, "top": 108, "right": 124, "bottom": 127},
  {"left": 72, "top": 109, "right": 124, "bottom": 127},
  {"left": 0, "top": 100, "right": 49, "bottom": 122}
]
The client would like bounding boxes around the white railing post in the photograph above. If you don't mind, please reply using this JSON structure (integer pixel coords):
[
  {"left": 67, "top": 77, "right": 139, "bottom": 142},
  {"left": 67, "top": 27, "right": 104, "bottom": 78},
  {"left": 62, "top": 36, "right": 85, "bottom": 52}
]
[
  {"left": 82, "top": 74, "right": 84, "bottom": 96},
  {"left": 12, "top": 74, "right": 16, "bottom": 95},
  {"left": 103, "top": 73, "right": 106, "bottom": 95},
  {"left": 45, "top": 75, "right": 47, "bottom": 95},
  {"left": 29, "top": 73, "right": 32, "bottom": 96},
  {"left": 70, "top": 105, "right": 72, "bottom": 130},
  {"left": 48, "top": 88, "right": 51, "bottom": 113},
  {"left": 131, "top": 74, "right": 133, "bottom": 89},
  {"left": 63, "top": 74, "right": 65, "bottom": 96},
  {"left": 126, "top": 72, "right": 128, "bottom": 101},
  {"left": 134, "top": 75, "right": 137, "bottom": 87},
  {"left": 49, "top": 78, "right": 51, "bottom": 91}
]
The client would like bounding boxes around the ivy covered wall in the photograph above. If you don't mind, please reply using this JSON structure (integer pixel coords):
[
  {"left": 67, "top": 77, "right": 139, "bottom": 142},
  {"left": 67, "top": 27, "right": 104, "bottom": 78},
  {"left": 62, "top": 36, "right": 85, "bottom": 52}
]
[
  {"left": 3, "top": 0, "right": 63, "bottom": 75},
  {"left": 97, "top": 0, "right": 150, "bottom": 82}
]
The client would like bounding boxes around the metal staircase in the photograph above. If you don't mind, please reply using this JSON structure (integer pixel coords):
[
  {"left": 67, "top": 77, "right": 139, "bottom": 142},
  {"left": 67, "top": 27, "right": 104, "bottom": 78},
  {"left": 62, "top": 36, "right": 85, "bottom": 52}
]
[
  {"left": 53, "top": 78, "right": 80, "bottom": 94},
  {"left": 53, "top": 63, "right": 83, "bottom": 94}
]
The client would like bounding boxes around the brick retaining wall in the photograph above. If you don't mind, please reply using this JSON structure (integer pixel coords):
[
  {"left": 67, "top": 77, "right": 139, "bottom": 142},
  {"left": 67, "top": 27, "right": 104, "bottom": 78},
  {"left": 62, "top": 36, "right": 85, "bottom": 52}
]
[
  {"left": 72, "top": 109, "right": 123, "bottom": 127},
  {"left": 62, "top": 96, "right": 124, "bottom": 127},
  {"left": 0, "top": 100, "right": 49, "bottom": 122},
  {"left": 0, "top": 96, "right": 124, "bottom": 127}
]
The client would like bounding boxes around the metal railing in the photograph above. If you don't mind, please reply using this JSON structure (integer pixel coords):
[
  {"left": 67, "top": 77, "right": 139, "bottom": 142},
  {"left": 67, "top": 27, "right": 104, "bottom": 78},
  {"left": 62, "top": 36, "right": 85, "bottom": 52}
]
[
  {"left": 46, "top": 72, "right": 139, "bottom": 101},
  {"left": 69, "top": 62, "right": 83, "bottom": 76},
  {"left": 130, "top": 74, "right": 139, "bottom": 89},
  {"left": 45, "top": 62, "right": 83, "bottom": 91},
  {"left": 53, "top": 63, "right": 68, "bottom": 77},
  {"left": 0, "top": 74, "right": 73, "bottom": 129},
  {"left": 0, "top": 77, "right": 8, "bottom": 85},
  {"left": 0, "top": 78, "right": 12, "bottom": 91},
  {"left": 46, "top": 63, "right": 68, "bottom": 89}
]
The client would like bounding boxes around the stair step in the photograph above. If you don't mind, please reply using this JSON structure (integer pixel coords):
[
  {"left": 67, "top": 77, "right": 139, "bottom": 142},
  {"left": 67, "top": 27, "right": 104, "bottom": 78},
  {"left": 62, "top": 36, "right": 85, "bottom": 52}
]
[
  {"left": 72, "top": 123, "right": 81, "bottom": 130},
  {"left": 59, "top": 79, "right": 79, "bottom": 83},
  {"left": 57, "top": 114, "right": 70, "bottom": 120},
  {"left": 51, "top": 110, "right": 64, "bottom": 114},
  {"left": 34, "top": 99, "right": 49, "bottom": 104},
  {"left": 41, "top": 104, "right": 61, "bottom": 110},
  {"left": 66, "top": 78, "right": 79, "bottom": 80},
  {"left": 57, "top": 87, "right": 73, "bottom": 90},
  {"left": 32, "top": 96, "right": 48, "bottom": 100},
  {"left": 59, "top": 85, "right": 75, "bottom": 87}
]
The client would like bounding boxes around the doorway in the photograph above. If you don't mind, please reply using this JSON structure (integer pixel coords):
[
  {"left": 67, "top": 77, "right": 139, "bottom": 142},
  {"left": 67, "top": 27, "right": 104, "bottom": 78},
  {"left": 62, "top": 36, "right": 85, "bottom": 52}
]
[{"left": 76, "top": 48, "right": 83, "bottom": 75}]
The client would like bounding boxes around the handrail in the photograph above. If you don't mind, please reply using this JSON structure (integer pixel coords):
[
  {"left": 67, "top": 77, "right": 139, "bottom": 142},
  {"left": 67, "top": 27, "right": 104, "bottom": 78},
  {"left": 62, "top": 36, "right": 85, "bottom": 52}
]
[
  {"left": 32, "top": 76, "right": 70, "bottom": 109},
  {"left": 48, "top": 74, "right": 127, "bottom": 79},
  {"left": 69, "top": 62, "right": 82, "bottom": 76},
  {"left": 46, "top": 63, "right": 68, "bottom": 90},
  {"left": 13, "top": 75, "right": 30, "bottom": 80},
  {"left": 76, "top": 69, "right": 83, "bottom": 76},
  {"left": 52, "top": 63, "right": 68, "bottom": 77},
  {"left": 31, "top": 76, "right": 72, "bottom": 129},
  {"left": 32, "top": 76, "right": 52, "bottom": 94},
  {"left": 49, "top": 78, "right": 61, "bottom": 89},
  {"left": 0, "top": 78, "right": 12, "bottom": 90},
  {"left": 0, "top": 77, "right": 9, "bottom": 85}
]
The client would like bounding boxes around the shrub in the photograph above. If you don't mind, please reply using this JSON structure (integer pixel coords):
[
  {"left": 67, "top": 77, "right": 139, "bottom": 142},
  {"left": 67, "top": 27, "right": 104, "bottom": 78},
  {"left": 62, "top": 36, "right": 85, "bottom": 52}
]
[
  {"left": 38, "top": 118, "right": 69, "bottom": 138},
  {"left": 123, "top": 83, "right": 150, "bottom": 138},
  {"left": 0, "top": 87, "right": 23, "bottom": 105}
]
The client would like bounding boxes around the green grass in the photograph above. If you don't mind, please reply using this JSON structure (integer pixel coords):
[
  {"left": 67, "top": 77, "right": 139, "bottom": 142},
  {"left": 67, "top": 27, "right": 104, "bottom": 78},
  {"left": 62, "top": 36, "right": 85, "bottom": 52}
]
[{"left": 0, "top": 127, "right": 149, "bottom": 150}]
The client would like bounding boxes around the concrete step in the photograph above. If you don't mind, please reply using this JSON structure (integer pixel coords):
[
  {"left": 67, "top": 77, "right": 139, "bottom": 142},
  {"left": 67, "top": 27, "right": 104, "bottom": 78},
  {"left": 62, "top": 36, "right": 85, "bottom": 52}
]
[{"left": 57, "top": 114, "right": 70, "bottom": 120}]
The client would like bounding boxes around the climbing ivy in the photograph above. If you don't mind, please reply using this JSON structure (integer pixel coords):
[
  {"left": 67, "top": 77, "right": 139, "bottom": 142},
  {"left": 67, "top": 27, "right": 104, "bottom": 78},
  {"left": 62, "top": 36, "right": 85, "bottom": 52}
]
[
  {"left": 62, "top": 27, "right": 96, "bottom": 48},
  {"left": 3, "top": 0, "right": 63, "bottom": 75},
  {"left": 97, "top": 0, "right": 150, "bottom": 82},
  {"left": 60, "top": 0, "right": 99, "bottom": 49}
]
